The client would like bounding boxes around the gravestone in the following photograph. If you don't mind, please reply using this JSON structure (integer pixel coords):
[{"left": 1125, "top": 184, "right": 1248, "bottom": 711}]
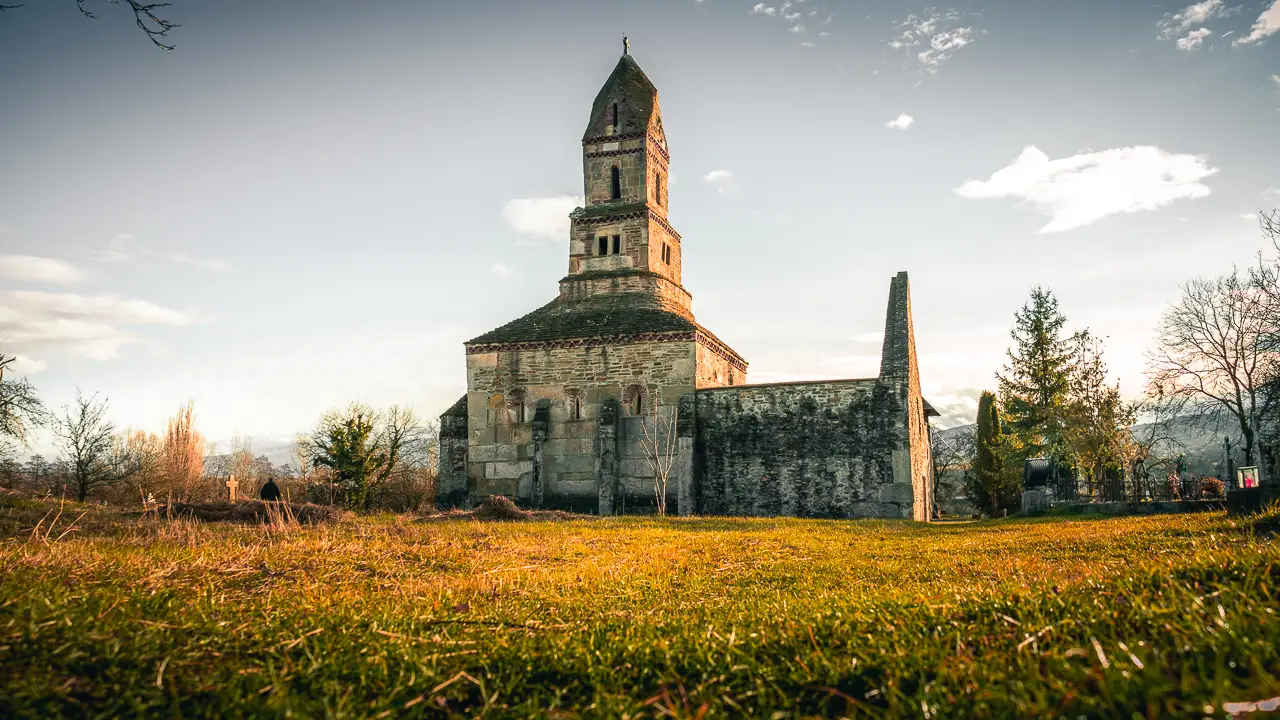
[{"left": 225, "top": 475, "right": 238, "bottom": 503}]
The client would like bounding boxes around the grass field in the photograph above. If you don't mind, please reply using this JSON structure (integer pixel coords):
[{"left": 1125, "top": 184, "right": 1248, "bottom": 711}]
[{"left": 1, "top": 496, "right": 1278, "bottom": 719}]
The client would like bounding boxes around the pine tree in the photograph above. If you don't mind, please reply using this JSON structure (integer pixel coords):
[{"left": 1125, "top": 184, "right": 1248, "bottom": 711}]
[
  {"left": 967, "top": 391, "right": 1011, "bottom": 517},
  {"left": 998, "top": 287, "right": 1076, "bottom": 462}
]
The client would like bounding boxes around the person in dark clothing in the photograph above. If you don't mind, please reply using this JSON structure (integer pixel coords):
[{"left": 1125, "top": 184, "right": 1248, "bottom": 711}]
[{"left": 259, "top": 478, "right": 282, "bottom": 502}]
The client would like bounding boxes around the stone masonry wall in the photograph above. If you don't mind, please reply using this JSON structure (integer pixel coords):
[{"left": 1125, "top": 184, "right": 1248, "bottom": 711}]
[
  {"left": 437, "top": 396, "right": 469, "bottom": 509},
  {"left": 584, "top": 137, "right": 646, "bottom": 206},
  {"left": 464, "top": 339, "right": 697, "bottom": 511},
  {"left": 692, "top": 379, "right": 912, "bottom": 518},
  {"left": 695, "top": 340, "right": 746, "bottom": 388}
]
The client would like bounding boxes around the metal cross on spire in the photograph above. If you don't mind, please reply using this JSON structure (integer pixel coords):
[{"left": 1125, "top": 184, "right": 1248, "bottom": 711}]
[{"left": 623, "top": 36, "right": 629, "bottom": 55}]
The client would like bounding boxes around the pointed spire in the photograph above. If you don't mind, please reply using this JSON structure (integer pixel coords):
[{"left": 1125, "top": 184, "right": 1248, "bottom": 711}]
[{"left": 582, "top": 50, "right": 659, "bottom": 141}]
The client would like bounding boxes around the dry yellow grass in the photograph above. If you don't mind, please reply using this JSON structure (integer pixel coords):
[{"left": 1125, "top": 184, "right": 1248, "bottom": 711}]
[{"left": 1, "top": 495, "right": 1278, "bottom": 718}]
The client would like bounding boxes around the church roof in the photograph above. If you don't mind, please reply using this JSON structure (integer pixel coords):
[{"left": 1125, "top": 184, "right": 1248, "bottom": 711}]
[
  {"left": 583, "top": 54, "right": 658, "bottom": 141},
  {"left": 466, "top": 299, "right": 697, "bottom": 347}
]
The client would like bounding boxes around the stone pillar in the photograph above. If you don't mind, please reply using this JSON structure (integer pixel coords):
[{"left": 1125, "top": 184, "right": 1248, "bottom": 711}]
[
  {"left": 531, "top": 400, "right": 550, "bottom": 509},
  {"left": 596, "top": 399, "right": 620, "bottom": 516},
  {"left": 675, "top": 393, "right": 695, "bottom": 516}
]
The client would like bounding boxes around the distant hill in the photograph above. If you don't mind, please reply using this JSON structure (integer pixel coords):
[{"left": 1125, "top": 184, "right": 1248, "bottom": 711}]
[{"left": 933, "top": 413, "right": 1247, "bottom": 477}]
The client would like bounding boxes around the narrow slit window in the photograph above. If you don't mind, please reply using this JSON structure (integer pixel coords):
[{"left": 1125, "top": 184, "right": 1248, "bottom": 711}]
[
  {"left": 611, "top": 102, "right": 618, "bottom": 127},
  {"left": 515, "top": 403, "right": 526, "bottom": 424},
  {"left": 598, "top": 236, "right": 608, "bottom": 256},
  {"left": 612, "top": 235, "right": 620, "bottom": 254},
  {"left": 610, "top": 166, "right": 621, "bottom": 199},
  {"left": 655, "top": 175, "right": 662, "bottom": 204},
  {"left": 632, "top": 394, "right": 643, "bottom": 416},
  {"left": 661, "top": 243, "right": 671, "bottom": 264},
  {"left": 570, "top": 396, "right": 581, "bottom": 420}
]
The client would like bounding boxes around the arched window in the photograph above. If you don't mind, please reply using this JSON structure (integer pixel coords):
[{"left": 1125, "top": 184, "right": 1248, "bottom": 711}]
[{"left": 610, "top": 166, "right": 621, "bottom": 200}]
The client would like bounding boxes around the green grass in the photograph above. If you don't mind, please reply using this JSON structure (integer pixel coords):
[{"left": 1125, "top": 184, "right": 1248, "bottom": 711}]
[{"left": 1, "top": 496, "right": 1278, "bottom": 718}]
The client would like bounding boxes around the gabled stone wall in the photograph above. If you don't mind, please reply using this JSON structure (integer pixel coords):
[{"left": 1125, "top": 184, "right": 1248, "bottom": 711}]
[{"left": 692, "top": 379, "right": 912, "bottom": 518}]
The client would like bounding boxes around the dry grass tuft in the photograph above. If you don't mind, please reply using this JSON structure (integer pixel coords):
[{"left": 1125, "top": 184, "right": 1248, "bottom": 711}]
[
  {"left": 150, "top": 500, "right": 346, "bottom": 526},
  {"left": 419, "top": 494, "right": 593, "bottom": 523}
]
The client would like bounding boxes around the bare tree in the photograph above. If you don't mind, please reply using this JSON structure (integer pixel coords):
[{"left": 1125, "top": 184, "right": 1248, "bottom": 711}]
[
  {"left": 121, "top": 428, "right": 164, "bottom": 502},
  {"left": 931, "top": 427, "right": 975, "bottom": 506},
  {"left": 0, "top": 353, "right": 49, "bottom": 449},
  {"left": 1129, "top": 399, "right": 1187, "bottom": 485},
  {"left": 638, "top": 386, "right": 680, "bottom": 516},
  {"left": 54, "top": 391, "right": 137, "bottom": 501},
  {"left": 162, "top": 400, "right": 205, "bottom": 501},
  {"left": 227, "top": 433, "right": 256, "bottom": 489},
  {"left": 1145, "top": 269, "right": 1272, "bottom": 465},
  {"left": 0, "top": 1, "right": 180, "bottom": 50}
]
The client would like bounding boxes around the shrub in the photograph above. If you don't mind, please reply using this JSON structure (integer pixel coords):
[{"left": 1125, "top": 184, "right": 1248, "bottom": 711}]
[{"left": 1197, "top": 476, "right": 1226, "bottom": 500}]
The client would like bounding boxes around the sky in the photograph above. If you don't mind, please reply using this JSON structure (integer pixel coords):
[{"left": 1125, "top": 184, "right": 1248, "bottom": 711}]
[{"left": 1, "top": 0, "right": 1279, "bottom": 457}]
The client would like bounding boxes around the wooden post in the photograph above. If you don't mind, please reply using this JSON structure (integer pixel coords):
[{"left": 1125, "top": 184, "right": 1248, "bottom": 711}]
[{"left": 226, "top": 475, "right": 238, "bottom": 503}]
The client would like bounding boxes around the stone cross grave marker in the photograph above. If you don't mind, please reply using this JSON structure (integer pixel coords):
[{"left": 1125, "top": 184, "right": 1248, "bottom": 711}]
[{"left": 226, "top": 475, "right": 238, "bottom": 503}]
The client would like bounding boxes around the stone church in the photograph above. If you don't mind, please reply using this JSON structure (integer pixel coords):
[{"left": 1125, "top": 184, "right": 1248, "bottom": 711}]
[{"left": 438, "top": 46, "right": 938, "bottom": 521}]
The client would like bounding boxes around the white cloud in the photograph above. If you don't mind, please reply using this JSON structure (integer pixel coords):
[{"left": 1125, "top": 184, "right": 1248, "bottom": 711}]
[
  {"left": 703, "top": 170, "right": 736, "bottom": 195},
  {"left": 1264, "top": 187, "right": 1280, "bottom": 201},
  {"left": 784, "top": 11, "right": 801, "bottom": 21},
  {"left": 2, "top": 355, "right": 46, "bottom": 376},
  {"left": 0, "top": 291, "right": 196, "bottom": 361},
  {"left": 888, "top": 10, "right": 980, "bottom": 73},
  {"left": 500, "top": 196, "right": 583, "bottom": 245},
  {"left": 490, "top": 262, "right": 512, "bottom": 277},
  {"left": 800, "top": 41, "right": 816, "bottom": 47},
  {"left": 885, "top": 113, "right": 915, "bottom": 130},
  {"left": 751, "top": 3, "right": 778, "bottom": 16},
  {"left": 92, "top": 234, "right": 230, "bottom": 271},
  {"left": 1176, "top": 27, "right": 1213, "bottom": 50},
  {"left": 919, "top": 27, "right": 975, "bottom": 66},
  {"left": 93, "top": 233, "right": 133, "bottom": 263},
  {"left": 1234, "top": 0, "right": 1280, "bottom": 45},
  {"left": 789, "top": 23, "right": 805, "bottom": 32},
  {"left": 1241, "top": 213, "right": 1259, "bottom": 220},
  {"left": 1158, "top": 0, "right": 1227, "bottom": 36},
  {"left": 954, "top": 145, "right": 1219, "bottom": 233},
  {"left": 0, "top": 255, "right": 85, "bottom": 285},
  {"left": 924, "top": 386, "right": 983, "bottom": 428},
  {"left": 850, "top": 331, "right": 883, "bottom": 344}
]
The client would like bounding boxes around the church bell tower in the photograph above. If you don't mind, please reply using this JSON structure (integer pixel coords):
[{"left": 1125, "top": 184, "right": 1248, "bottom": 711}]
[{"left": 561, "top": 40, "right": 689, "bottom": 317}]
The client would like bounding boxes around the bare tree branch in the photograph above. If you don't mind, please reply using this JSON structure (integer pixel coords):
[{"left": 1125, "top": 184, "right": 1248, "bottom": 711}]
[
  {"left": 1145, "top": 268, "right": 1272, "bottom": 465},
  {"left": 0, "top": 352, "right": 49, "bottom": 446},
  {"left": 3, "top": 1, "right": 180, "bottom": 50}
]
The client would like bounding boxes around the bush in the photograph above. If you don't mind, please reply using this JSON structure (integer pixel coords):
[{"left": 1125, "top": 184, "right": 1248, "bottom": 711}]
[{"left": 1197, "top": 476, "right": 1226, "bottom": 500}]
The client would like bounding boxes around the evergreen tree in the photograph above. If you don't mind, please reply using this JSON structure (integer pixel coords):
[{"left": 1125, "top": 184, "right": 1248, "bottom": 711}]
[
  {"left": 998, "top": 287, "right": 1076, "bottom": 462},
  {"left": 310, "top": 408, "right": 386, "bottom": 511},
  {"left": 967, "top": 391, "right": 1017, "bottom": 517}
]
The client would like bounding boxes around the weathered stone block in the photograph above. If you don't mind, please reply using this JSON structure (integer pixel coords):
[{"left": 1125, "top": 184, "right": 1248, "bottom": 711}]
[
  {"left": 489, "top": 461, "right": 533, "bottom": 480},
  {"left": 877, "top": 483, "right": 914, "bottom": 505}
]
